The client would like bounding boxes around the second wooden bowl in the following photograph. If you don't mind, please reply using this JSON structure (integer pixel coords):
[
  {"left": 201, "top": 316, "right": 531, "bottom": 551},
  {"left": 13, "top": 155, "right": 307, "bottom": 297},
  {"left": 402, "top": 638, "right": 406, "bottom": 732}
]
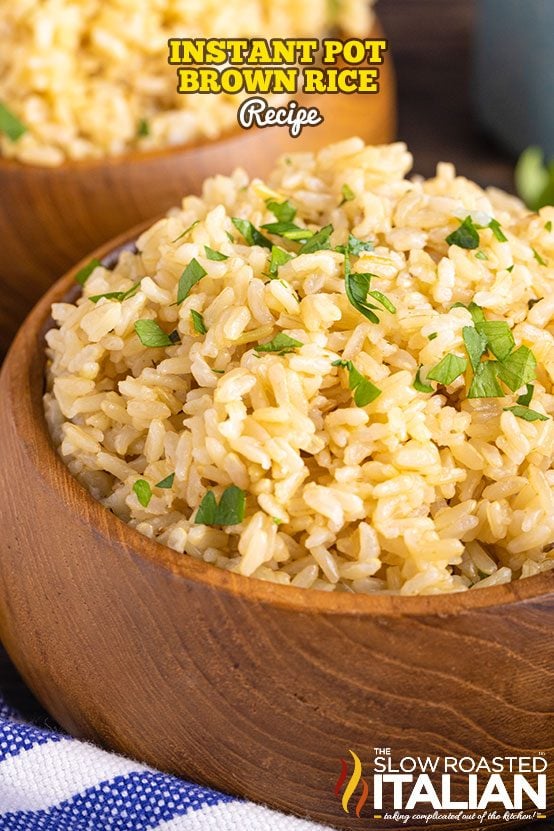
[
  {"left": 0, "top": 228, "right": 553, "bottom": 830},
  {"left": 0, "top": 20, "right": 395, "bottom": 357}
]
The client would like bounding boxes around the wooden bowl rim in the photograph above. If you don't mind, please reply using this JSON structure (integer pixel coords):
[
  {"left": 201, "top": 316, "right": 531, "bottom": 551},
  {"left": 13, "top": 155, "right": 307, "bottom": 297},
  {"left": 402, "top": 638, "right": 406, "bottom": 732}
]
[{"left": 3, "top": 223, "right": 554, "bottom": 618}]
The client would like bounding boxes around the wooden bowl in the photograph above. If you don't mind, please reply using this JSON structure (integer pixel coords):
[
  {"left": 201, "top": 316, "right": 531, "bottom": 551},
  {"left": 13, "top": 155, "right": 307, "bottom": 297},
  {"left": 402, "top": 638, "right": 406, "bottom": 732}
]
[
  {"left": 0, "top": 229, "right": 553, "bottom": 831},
  {"left": 0, "top": 20, "right": 395, "bottom": 358}
]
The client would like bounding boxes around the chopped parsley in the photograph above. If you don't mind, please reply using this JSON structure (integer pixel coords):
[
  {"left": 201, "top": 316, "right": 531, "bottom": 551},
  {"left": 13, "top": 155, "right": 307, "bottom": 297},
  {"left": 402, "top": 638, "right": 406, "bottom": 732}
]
[
  {"left": 133, "top": 479, "right": 152, "bottom": 507},
  {"left": 190, "top": 309, "right": 207, "bottom": 334},
  {"left": 428, "top": 332, "right": 438, "bottom": 341},
  {"left": 267, "top": 245, "right": 293, "bottom": 278},
  {"left": 137, "top": 118, "right": 150, "bottom": 137},
  {"left": 475, "top": 250, "right": 488, "bottom": 261},
  {"left": 255, "top": 333, "right": 303, "bottom": 355},
  {"left": 339, "top": 183, "right": 355, "bottom": 205},
  {"left": 332, "top": 359, "right": 381, "bottom": 406},
  {"left": 427, "top": 353, "right": 467, "bottom": 386},
  {"left": 195, "top": 485, "right": 246, "bottom": 526},
  {"left": 204, "top": 246, "right": 228, "bottom": 261},
  {"left": 134, "top": 319, "right": 179, "bottom": 347},
  {"left": 517, "top": 384, "right": 534, "bottom": 407},
  {"left": 503, "top": 404, "right": 548, "bottom": 422},
  {"left": 546, "top": 221, "right": 553, "bottom": 233},
  {"left": 155, "top": 473, "right": 175, "bottom": 489},
  {"left": 532, "top": 247, "right": 548, "bottom": 267},
  {"left": 462, "top": 326, "right": 487, "bottom": 372},
  {"left": 172, "top": 220, "right": 199, "bottom": 244},
  {"left": 231, "top": 217, "right": 272, "bottom": 249},
  {"left": 75, "top": 258, "right": 102, "bottom": 286},
  {"left": 446, "top": 216, "right": 480, "bottom": 250},
  {"left": 0, "top": 101, "right": 27, "bottom": 141},
  {"left": 298, "top": 224, "right": 333, "bottom": 254},
  {"left": 413, "top": 366, "right": 433, "bottom": 393},
  {"left": 89, "top": 281, "right": 141, "bottom": 303},
  {"left": 488, "top": 219, "right": 508, "bottom": 243},
  {"left": 467, "top": 361, "right": 504, "bottom": 398},
  {"left": 266, "top": 199, "right": 296, "bottom": 223},
  {"left": 496, "top": 345, "right": 536, "bottom": 391},
  {"left": 261, "top": 220, "right": 313, "bottom": 241},
  {"left": 336, "top": 234, "right": 374, "bottom": 256},
  {"left": 177, "top": 258, "right": 207, "bottom": 304}
]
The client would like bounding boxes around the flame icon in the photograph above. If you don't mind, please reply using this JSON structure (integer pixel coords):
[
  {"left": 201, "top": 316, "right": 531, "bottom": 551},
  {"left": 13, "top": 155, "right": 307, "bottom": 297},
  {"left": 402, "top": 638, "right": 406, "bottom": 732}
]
[{"left": 334, "top": 750, "right": 369, "bottom": 818}]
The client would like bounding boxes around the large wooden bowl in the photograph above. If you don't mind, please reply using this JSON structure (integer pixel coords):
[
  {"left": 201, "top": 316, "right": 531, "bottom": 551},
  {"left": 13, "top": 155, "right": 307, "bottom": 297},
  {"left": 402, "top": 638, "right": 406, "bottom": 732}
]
[
  {"left": 0, "top": 229, "right": 553, "bottom": 831},
  {"left": 0, "top": 21, "right": 395, "bottom": 358}
]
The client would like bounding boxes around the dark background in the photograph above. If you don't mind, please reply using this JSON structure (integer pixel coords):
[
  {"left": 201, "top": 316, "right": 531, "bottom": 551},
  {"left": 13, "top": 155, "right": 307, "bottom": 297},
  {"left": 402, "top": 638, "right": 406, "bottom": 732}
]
[{"left": 0, "top": 2, "right": 549, "bottom": 828}]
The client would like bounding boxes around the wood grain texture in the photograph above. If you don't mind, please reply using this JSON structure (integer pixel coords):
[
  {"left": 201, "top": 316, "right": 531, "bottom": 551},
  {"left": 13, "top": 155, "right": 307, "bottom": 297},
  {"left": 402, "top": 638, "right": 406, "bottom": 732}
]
[
  {"left": 0, "top": 22, "right": 395, "bottom": 358},
  {"left": 0, "top": 230, "right": 552, "bottom": 830}
]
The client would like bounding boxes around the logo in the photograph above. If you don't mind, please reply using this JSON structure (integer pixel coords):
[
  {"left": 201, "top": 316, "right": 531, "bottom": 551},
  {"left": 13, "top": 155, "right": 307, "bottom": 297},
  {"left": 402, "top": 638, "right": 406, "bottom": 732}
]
[{"left": 334, "top": 748, "right": 549, "bottom": 824}]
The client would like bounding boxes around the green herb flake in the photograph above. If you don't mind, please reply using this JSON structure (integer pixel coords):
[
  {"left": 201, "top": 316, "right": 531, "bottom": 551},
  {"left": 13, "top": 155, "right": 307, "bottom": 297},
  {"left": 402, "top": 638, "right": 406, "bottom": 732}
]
[
  {"left": 475, "top": 250, "right": 489, "bottom": 261},
  {"left": 133, "top": 479, "right": 152, "bottom": 508},
  {"left": 413, "top": 366, "right": 434, "bottom": 393},
  {"left": 266, "top": 199, "right": 296, "bottom": 223},
  {"left": 298, "top": 224, "right": 333, "bottom": 254},
  {"left": 462, "top": 325, "right": 488, "bottom": 372},
  {"left": 261, "top": 221, "right": 313, "bottom": 241},
  {"left": 134, "top": 319, "right": 179, "bottom": 348},
  {"left": 89, "top": 281, "right": 141, "bottom": 304},
  {"left": 476, "top": 320, "right": 515, "bottom": 361},
  {"left": 507, "top": 265, "right": 515, "bottom": 273},
  {"left": 446, "top": 216, "right": 480, "bottom": 250},
  {"left": 195, "top": 489, "right": 217, "bottom": 525},
  {"left": 172, "top": 220, "right": 200, "bottom": 244},
  {"left": 428, "top": 332, "right": 438, "bottom": 341},
  {"left": 268, "top": 245, "right": 293, "bottom": 278},
  {"left": 177, "top": 258, "right": 207, "bottom": 304},
  {"left": 497, "top": 345, "right": 537, "bottom": 392},
  {"left": 528, "top": 297, "right": 542, "bottom": 309},
  {"left": 75, "top": 258, "right": 102, "bottom": 286},
  {"left": 272, "top": 516, "right": 283, "bottom": 525},
  {"left": 504, "top": 405, "right": 548, "bottom": 422},
  {"left": 0, "top": 101, "right": 27, "bottom": 141},
  {"left": 195, "top": 485, "right": 246, "bottom": 526},
  {"left": 137, "top": 118, "right": 150, "bottom": 137},
  {"left": 427, "top": 353, "right": 467, "bottom": 386},
  {"left": 190, "top": 309, "right": 207, "bottom": 335},
  {"left": 339, "top": 183, "right": 355, "bottom": 205},
  {"left": 204, "top": 246, "right": 228, "bottom": 261},
  {"left": 335, "top": 234, "right": 374, "bottom": 256},
  {"left": 155, "top": 473, "right": 175, "bottom": 489},
  {"left": 332, "top": 359, "right": 381, "bottom": 406},
  {"left": 532, "top": 247, "right": 548, "bottom": 267},
  {"left": 546, "top": 221, "right": 553, "bottom": 233},
  {"left": 467, "top": 361, "right": 504, "bottom": 398},
  {"left": 231, "top": 217, "right": 272, "bottom": 249},
  {"left": 368, "top": 289, "right": 396, "bottom": 314},
  {"left": 255, "top": 333, "right": 303, "bottom": 355},
  {"left": 517, "top": 383, "right": 534, "bottom": 407},
  {"left": 488, "top": 219, "right": 508, "bottom": 243}
]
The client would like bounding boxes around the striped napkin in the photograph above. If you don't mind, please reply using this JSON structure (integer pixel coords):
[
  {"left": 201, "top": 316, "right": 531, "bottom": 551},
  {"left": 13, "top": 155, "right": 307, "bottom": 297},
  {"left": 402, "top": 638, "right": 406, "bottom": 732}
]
[{"left": 0, "top": 683, "right": 328, "bottom": 830}]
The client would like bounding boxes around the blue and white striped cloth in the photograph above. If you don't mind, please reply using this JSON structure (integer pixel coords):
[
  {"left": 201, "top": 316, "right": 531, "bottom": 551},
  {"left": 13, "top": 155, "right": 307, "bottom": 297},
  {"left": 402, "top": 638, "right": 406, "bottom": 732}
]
[{"left": 0, "top": 692, "right": 328, "bottom": 830}]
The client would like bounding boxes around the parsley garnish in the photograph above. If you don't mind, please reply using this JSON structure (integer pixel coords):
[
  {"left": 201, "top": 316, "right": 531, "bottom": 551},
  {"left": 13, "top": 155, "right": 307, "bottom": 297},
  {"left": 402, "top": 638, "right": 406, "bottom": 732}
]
[
  {"left": 232, "top": 217, "right": 272, "bottom": 249},
  {"left": 177, "top": 258, "right": 207, "bottom": 304},
  {"left": 89, "top": 281, "right": 141, "bottom": 304},
  {"left": 413, "top": 366, "right": 433, "bottom": 393},
  {"left": 476, "top": 321, "right": 515, "bottom": 361},
  {"left": 190, "top": 309, "right": 207, "bottom": 334},
  {"left": 475, "top": 250, "right": 488, "bottom": 261},
  {"left": 428, "top": 332, "right": 438, "bottom": 341},
  {"left": 204, "top": 246, "right": 228, "bottom": 261},
  {"left": 268, "top": 245, "right": 293, "bottom": 278},
  {"left": 155, "top": 473, "right": 175, "bottom": 489},
  {"left": 517, "top": 383, "right": 534, "bottom": 407},
  {"left": 496, "top": 345, "right": 536, "bottom": 391},
  {"left": 298, "top": 224, "right": 333, "bottom": 254},
  {"left": 137, "top": 118, "right": 150, "bottom": 137},
  {"left": 467, "top": 361, "right": 504, "bottom": 398},
  {"left": 172, "top": 220, "right": 199, "bottom": 244},
  {"left": 336, "top": 235, "right": 374, "bottom": 256},
  {"left": 255, "top": 333, "right": 303, "bottom": 355},
  {"left": 532, "top": 247, "right": 548, "bottom": 267},
  {"left": 446, "top": 216, "right": 480, "bottom": 250},
  {"left": 504, "top": 404, "right": 548, "bottom": 422},
  {"left": 339, "top": 184, "right": 355, "bottom": 205},
  {"left": 261, "top": 221, "right": 313, "bottom": 241},
  {"left": 134, "top": 320, "right": 179, "bottom": 347},
  {"left": 266, "top": 199, "right": 296, "bottom": 223},
  {"left": 462, "top": 326, "right": 487, "bottom": 372},
  {"left": 0, "top": 101, "right": 27, "bottom": 141},
  {"left": 133, "top": 479, "right": 152, "bottom": 507},
  {"left": 546, "top": 221, "right": 553, "bottom": 233},
  {"left": 75, "top": 258, "right": 102, "bottom": 286},
  {"left": 427, "top": 353, "right": 467, "bottom": 385},
  {"left": 332, "top": 359, "right": 381, "bottom": 406},
  {"left": 195, "top": 485, "right": 246, "bottom": 526},
  {"left": 488, "top": 219, "right": 508, "bottom": 242}
]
